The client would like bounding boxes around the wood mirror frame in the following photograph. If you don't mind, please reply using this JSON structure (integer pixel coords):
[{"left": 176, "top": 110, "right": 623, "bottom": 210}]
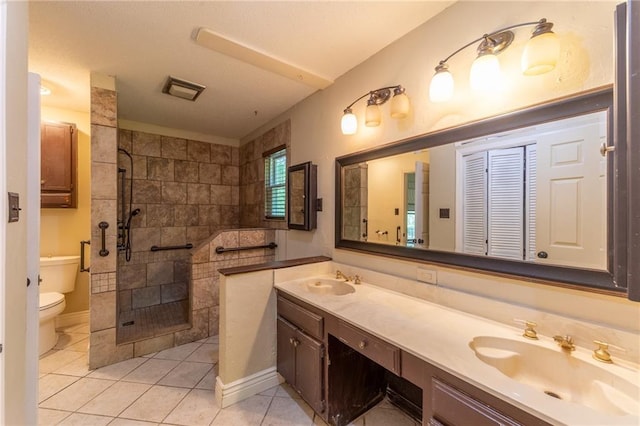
[
  {"left": 288, "top": 161, "right": 317, "bottom": 231},
  {"left": 335, "top": 88, "right": 634, "bottom": 296}
]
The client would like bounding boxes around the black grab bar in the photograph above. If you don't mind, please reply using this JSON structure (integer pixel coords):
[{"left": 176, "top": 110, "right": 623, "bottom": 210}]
[
  {"left": 215, "top": 242, "right": 277, "bottom": 254},
  {"left": 150, "top": 243, "right": 193, "bottom": 252}
]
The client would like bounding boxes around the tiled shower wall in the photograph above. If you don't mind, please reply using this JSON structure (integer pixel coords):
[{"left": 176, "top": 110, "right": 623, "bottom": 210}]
[
  {"left": 189, "top": 228, "right": 277, "bottom": 342},
  {"left": 116, "top": 130, "right": 240, "bottom": 322},
  {"left": 239, "top": 119, "right": 290, "bottom": 228},
  {"left": 342, "top": 163, "right": 368, "bottom": 241}
]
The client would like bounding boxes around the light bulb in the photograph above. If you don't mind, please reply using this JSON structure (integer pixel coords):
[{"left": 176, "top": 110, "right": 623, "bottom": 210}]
[
  {"left": 469, "top": 53, "right": 501, "bottom": 93},
  {"left": 522, "top": 31, "right": 560, "bottom": 75},
  {"left": 365, "top": 103, "right": 381, "bottom": 127},
  {"left": 390, "top": 88, "right": 410, "bottom": 118},
  {"left": 341, "top": 108, "right": 357, "bottom": 135},
  {"left": 429, "top": 65, "right": 454, "bottom": 103}
]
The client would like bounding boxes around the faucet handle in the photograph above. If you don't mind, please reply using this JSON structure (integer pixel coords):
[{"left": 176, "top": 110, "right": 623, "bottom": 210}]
[
  {"left": 354, "top": 275, "right": 361, "bottom": 285},
  {"left": 593, "top": 341, "right": 613, "bottom": 363},
  {"left": 592, "top": 340, "right": 626, "bottom": 364},
  {"left": 514, "top": 319, "right": 538, "bottom": 340}
]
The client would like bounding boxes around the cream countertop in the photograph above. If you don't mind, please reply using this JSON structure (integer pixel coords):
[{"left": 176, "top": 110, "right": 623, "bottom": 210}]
[{"left": 275, "top": 275, "right": 640, "bottom": 426}]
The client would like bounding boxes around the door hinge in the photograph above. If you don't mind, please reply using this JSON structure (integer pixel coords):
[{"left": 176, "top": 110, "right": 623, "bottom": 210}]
[
  {"left": 320, "top": 346, "right": 326, "bottom": 358},
  {"left": 0, "top": 343, "right": 3, "bottom": 353}
]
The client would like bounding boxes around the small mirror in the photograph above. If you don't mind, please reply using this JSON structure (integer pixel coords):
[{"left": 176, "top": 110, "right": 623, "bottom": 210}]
[{"left": 288, "top": 161, "right": 317, "bottom": 230}]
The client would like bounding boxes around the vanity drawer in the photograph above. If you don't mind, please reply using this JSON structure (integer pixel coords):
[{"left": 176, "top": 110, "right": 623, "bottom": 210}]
[
  {"left": 336, "top": 320, "right": 400, "bottom": 375},
  {"left": 431, "top": 378, "right": 521, "bottom": 426},
  {"left": 277, "top": 295, "right": 324, "bottom": 340}
]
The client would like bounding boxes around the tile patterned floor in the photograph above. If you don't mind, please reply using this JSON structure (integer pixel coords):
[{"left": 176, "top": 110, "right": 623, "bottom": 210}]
[{"left": 39, "top": 322, "right": 420, "bottom": 425}]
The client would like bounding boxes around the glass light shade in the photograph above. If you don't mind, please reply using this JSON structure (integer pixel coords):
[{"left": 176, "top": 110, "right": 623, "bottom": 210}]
[
  {"left": 341, "top": 111, "right": 358, "bottom": 135},
  {"left": 390, "top": 92, "right": 410, "bottom": 119},
  {"left": 365, "top": 104, "right": 381, "bottom": 127},
  {"left": 521, "top": 32, "right": 560, "bottom": 75},
  {"left": 429, "top": 69, "right": 454, "bottom": 103},
  {"left": 469, "top": 53, "right": 501, "bottom": 93}
]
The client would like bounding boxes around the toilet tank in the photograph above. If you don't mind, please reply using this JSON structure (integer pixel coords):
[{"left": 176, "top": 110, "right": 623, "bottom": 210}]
[{"left": 39, "top": 255, "right": 80, "bottom": 293}]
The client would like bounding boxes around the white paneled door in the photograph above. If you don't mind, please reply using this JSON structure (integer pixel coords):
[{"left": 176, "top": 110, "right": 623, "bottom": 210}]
[{"left": 535, "top": 117, "right": 607, "bottom": 270}]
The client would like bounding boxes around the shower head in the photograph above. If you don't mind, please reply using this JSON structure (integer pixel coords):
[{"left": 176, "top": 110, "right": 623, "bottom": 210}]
[{"left": 131, "top": 208, "right": 141, "bottom": 216}]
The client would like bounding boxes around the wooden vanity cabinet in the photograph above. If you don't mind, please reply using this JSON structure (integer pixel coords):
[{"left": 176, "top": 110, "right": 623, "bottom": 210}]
[
  {"left": 276, "top": 292, "right": 550, "bottom": 426},
  {"left": 276, "top": 295, "right": 326, "bottom": 414},
  {"left": 423, "top": 362, "right": 550, "bottom": 426},
  {"left": 41, "top": 121, "right": 77, "bottom": 208}
]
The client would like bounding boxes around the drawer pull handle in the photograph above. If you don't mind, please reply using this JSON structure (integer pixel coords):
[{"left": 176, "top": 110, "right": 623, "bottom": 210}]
[{"left": 358, "top": 340, "right": 367, "bottom": 350}]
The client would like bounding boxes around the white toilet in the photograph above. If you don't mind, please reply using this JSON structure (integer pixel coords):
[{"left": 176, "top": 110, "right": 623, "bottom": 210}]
[{"left": 39, "top": 255, "right": 80, "bottom": 355}]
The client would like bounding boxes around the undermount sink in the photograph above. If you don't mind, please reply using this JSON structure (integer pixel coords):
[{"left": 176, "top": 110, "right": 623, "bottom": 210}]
[
  {"left": 305, "top": 278, "right": 355, "bottom": 296},
  {"left": 470, "top": 336, "right": 640, "bottom": 417}
]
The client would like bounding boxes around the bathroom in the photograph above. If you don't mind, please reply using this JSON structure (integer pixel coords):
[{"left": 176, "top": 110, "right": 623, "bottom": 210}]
[{"left": 2, "top": 0, "right": 639, "bottom": 424}]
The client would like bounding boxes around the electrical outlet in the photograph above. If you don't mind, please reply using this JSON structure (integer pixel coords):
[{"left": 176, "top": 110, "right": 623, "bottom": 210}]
[{"left": 417, "top": 267, "right": 437, "bottom": 284}]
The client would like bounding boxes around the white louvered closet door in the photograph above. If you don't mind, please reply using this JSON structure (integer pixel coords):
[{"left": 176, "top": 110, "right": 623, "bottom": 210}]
[
  {"left": 487, "top": 147, "right": 525, "bottom": 260},
  {"left": 525, "top": 145, "right": 537, "bottom": 261},
  {"left": 462, "top": 152, "right": 487, "bottom": 255}
]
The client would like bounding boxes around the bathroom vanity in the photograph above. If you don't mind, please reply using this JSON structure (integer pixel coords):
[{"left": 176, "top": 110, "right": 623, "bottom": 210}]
[
  {"left": 274, "top": 273, "right": 639, "bottom": 426},
  {"left": 276, "top": 289, "right": 546, "bottom": 426}
]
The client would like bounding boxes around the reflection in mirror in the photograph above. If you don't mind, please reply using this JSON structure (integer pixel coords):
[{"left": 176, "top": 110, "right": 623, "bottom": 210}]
[
  {"left": 336, "top": 89, "right": 620, "bottom": 291},
  {"left": 288, "top": 161, "right": 317, "bottom": 231},
  {"left": 352, "top": 112, "right": 607, "bottom": 271}
]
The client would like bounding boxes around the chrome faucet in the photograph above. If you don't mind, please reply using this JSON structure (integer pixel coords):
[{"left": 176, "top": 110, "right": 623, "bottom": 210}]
[{"left": 553, "top": 335, "right": 576, "bottom": 351}]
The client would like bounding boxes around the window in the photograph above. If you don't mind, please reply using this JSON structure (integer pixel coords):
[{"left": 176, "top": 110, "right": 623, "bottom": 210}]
[{"left": 264, "top": 146, "right": 287, "bottom": 219}]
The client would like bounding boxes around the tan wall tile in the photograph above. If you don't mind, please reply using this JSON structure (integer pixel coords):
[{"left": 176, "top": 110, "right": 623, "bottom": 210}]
[
  {"left": 175, "top": 160, "right": 199, "bottom": 183},
  {"left": 132, "top": 132, "right": 162, "bottom": 157},
  {"left": 199, "top": 163, "right": 221, "bottom": 184},
  {"left": 91, "top": 125, "right": 117, "bottom": 163},
  {"left": 162, "top": 182, "right": 187, "bottom": 204},
  {"left": 148, "top": 157, "right": 174, "bottom": 181},
  {"left": 91, "top": 291, "right": 116, "bottom": 332},
  {"left": 91, "top": 87, "right": 117, "bottom": 127},
  {"left": 133, "top": 334, "right": 174, "bottom": 357},
  {"left": 187, "top": 140, "right": 210, "bottom": 162},
  {"left": 161, "top": 137, "right": 187, "bottom": 160},
  {"left": 89, "top": 328, "right": 133, "bottom": 369}
]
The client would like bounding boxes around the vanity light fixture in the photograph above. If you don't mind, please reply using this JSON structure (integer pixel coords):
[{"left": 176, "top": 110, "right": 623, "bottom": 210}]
[
  {"left": 162, "top": 76, "right": 206, "bottom": 101},
  {"left": 428, "top": 18, "right": 560, "bottom": 102},
  {"left": 341, "top": 85, "right": 409, "bottom": 135}
]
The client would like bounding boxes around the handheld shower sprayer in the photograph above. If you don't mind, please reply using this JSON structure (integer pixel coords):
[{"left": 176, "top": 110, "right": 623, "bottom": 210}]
[{"left": 118, "top": 148, "right": 138, "bottom": 261}]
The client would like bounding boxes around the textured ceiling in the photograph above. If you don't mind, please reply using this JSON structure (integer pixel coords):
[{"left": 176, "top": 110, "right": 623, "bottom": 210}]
[{"left": 29, "top": 1, "right": 452, "bottom": 140}]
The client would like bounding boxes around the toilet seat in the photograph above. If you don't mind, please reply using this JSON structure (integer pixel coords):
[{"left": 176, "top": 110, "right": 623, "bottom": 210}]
[{"left": 40, "top": 292, "right": 65, "bottom": 311}]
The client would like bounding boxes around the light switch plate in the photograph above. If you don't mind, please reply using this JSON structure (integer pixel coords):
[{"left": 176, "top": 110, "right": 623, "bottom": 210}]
[
  {"left": 417, "top": 267, "right": 437, "bottom": 284},
  {"left": 8, "top": 192, "right": 20, "bottom": 223}
]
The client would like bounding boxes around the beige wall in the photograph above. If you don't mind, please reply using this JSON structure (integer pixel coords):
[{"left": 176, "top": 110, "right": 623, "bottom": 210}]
[
  {"left": 428, "top": 143, "right": 456, "bottom": 251},
  {"left": 242, "top": 1, "right": 640, "bottom": 331},
  {"left": 40, "top": 106, "right": 91, "bottom": 313},
  {"left": 367, "top": 151, "right": 427, "bottom": 245}
]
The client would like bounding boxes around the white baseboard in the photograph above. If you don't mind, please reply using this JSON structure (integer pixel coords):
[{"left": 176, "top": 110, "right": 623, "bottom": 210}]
[
  {"left": 55, "top": 310, "right": 89, "bottom": 329},
  {"left": 215, "top": 367, "right": 283, "bottom": 408}
]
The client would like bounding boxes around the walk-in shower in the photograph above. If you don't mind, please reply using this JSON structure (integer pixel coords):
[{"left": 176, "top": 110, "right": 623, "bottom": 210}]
[{"left": 116, "top": 141, "right": 191, "bottom": 344}]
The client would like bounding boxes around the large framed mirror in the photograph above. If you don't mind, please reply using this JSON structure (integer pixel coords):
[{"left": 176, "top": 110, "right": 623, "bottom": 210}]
[{"left": 336, "top": 87, "right": 628, "bottom": 293}]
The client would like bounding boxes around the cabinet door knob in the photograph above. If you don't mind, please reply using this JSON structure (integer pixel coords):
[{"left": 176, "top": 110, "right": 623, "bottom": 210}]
[
  {"left": 358, "top": 340, "right": 367, "bottom": 350},
  {"left": 289, "top": 337, "right": 295, "bottom": 345},
  {"left": 293, "top": 339, "right": 300, "bottom": 347},
  {"left": 41, "top": 180, "right": 45, "bottom": 185}
]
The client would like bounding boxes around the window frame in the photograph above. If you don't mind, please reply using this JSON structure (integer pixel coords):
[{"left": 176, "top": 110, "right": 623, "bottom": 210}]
[{"left": 263, "top": 145, "right": 287, "bottom": 220}]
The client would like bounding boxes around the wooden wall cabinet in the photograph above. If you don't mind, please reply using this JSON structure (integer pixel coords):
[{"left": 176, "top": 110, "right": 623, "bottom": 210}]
[{"left": 41, "top": 121, "right": 77, "bottom": 208}]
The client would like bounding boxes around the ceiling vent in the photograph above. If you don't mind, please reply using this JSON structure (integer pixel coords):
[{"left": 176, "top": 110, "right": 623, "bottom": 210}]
[{"left": 162, "top": 76, "right": 206, "bottom": 101}]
